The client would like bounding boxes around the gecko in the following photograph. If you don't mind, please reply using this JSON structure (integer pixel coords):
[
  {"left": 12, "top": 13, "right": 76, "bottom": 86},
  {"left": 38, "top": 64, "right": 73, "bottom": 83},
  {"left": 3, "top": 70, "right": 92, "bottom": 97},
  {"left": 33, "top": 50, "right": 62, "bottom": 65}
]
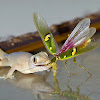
[{"left": 0, "top": 49, "right": 51, "bottom": 79}]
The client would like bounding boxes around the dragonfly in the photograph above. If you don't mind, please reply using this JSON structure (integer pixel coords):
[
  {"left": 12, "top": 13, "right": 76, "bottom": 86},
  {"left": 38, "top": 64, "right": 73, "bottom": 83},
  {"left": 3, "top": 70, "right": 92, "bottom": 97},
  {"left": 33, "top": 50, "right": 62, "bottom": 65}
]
[{"left": 33, "top": 13, "right": 98, "bottom": 76}]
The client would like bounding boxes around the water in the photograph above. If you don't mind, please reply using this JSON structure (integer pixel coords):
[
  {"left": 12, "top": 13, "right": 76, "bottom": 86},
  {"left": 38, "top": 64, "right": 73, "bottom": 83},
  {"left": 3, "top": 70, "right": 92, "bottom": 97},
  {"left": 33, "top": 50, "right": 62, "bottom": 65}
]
[{"left": 0, "top": 35, "right": 100, "bottom": 100}]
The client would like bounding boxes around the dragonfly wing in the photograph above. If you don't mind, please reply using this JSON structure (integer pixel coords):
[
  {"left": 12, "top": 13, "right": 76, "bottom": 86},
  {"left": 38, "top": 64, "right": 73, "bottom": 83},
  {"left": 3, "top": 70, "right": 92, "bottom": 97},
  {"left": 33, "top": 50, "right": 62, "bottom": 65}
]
[
  {"left": 67, "top": 18, "right": 90, "bottom": 41},
  {"left": 59, "top": 41, "right": 98, "bottom": 60},
  {"left": 74, "top": 27, "right": 96, "bottom": 46},
  {"left": 58, "top": 18, "right": 95, "bottom": 55},
  {"left": 33, "top": 13, "right": 59, "bottom": 55}
]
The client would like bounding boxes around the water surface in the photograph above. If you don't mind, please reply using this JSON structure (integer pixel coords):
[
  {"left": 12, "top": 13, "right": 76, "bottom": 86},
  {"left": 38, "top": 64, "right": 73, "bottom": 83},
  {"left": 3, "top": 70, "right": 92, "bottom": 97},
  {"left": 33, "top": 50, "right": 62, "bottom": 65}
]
[{"left": 0, "top": 34, "right": 100, "bottom": 100}]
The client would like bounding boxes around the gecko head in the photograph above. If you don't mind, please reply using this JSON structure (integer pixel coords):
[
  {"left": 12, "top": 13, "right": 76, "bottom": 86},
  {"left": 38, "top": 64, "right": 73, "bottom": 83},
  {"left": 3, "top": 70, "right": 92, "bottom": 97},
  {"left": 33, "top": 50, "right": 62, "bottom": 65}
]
[{"left": 29, "top": 52, "right": 51, "bottom": 72}]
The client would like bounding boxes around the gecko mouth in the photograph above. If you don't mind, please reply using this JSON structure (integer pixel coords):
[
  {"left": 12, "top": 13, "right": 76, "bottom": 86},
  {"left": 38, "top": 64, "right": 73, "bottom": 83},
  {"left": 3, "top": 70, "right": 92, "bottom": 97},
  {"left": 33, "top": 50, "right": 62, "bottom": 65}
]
[
  {"left": 35, "top": 62, "right": 51, "bottom": 67},
  {"left": 34, "top": 60, "right": 51, "bottom": 67},
  {"left": 35, "top": 63, "right": 51, "bottom": 67}
]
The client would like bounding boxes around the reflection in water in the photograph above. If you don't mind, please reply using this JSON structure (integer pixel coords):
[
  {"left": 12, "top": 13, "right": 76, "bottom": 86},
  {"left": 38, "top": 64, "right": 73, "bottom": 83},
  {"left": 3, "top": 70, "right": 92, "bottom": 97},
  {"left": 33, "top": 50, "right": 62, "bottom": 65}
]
[
  {"left": 0, "top": 67, "right": 54, "bottom": 99},
  {"left": 0, "top": 67, "right": 92, "bottom": 100},
  {"left": 53, "top": 76, "right": 91, "bottom": 100}
]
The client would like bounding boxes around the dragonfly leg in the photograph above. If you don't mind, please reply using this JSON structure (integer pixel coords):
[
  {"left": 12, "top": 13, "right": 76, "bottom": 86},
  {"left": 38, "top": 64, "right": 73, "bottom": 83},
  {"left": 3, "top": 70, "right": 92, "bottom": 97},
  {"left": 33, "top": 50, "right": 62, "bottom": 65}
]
[
  {"left": 52, "top": 63, "right": 57, "bottom": 76},
  {"left": 65, "top": 60, "right": 71, "bottom": 76},
  {"left": 73, "top": 58, "right": 92, "bottom": 76},
  {"left": 76, "top": 75, "right": 91, "bottom": 94},
  {"left": 53, "top": 77, "right": 60, "bottom": 92},
  {"left": 67, "top": 76, "right": 72, "bottom": 92}
]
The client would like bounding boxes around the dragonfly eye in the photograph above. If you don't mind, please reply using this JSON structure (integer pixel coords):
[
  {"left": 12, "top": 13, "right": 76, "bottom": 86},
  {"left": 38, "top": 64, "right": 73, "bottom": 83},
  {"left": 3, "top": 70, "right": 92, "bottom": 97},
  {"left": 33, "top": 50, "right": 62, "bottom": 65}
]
[
  {"left": 33, "top": 57, "right": 37, "bottom": 64},
  {"left": 44, "top": 33, "right": 50, "bottom": 41}
]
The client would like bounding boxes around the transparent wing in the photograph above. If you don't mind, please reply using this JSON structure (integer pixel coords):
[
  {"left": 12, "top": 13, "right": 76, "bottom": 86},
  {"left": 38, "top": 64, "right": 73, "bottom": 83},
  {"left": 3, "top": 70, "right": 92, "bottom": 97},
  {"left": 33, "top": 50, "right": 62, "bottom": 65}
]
[
  {"left": 67, "top": 18, "right": 90, "bottom": 42},
  {"left": 74, "top": 27, "right": 96, "bottom": 46},
  {"left": 57, "top": 18, "right": 96, "bottom": 55},
  {"left": 59, "top": 41, "right": 98, "bottom": 60},
  {"left": 33, "top": 13, "right": 59, "bottom": 55}
]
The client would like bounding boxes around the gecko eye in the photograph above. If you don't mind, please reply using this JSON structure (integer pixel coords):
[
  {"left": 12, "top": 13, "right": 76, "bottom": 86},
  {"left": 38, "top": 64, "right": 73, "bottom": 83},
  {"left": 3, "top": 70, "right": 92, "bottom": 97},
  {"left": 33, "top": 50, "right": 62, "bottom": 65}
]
[{"left": 33, "top": 57, "right": 37, "bottom": 64}]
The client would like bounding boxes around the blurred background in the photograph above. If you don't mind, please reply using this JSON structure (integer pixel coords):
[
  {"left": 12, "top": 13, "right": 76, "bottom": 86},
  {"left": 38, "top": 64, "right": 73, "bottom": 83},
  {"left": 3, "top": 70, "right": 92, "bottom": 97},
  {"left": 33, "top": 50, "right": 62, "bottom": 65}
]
[{"left": 0, "top": 0, "right": 100, "bottom": 38}]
